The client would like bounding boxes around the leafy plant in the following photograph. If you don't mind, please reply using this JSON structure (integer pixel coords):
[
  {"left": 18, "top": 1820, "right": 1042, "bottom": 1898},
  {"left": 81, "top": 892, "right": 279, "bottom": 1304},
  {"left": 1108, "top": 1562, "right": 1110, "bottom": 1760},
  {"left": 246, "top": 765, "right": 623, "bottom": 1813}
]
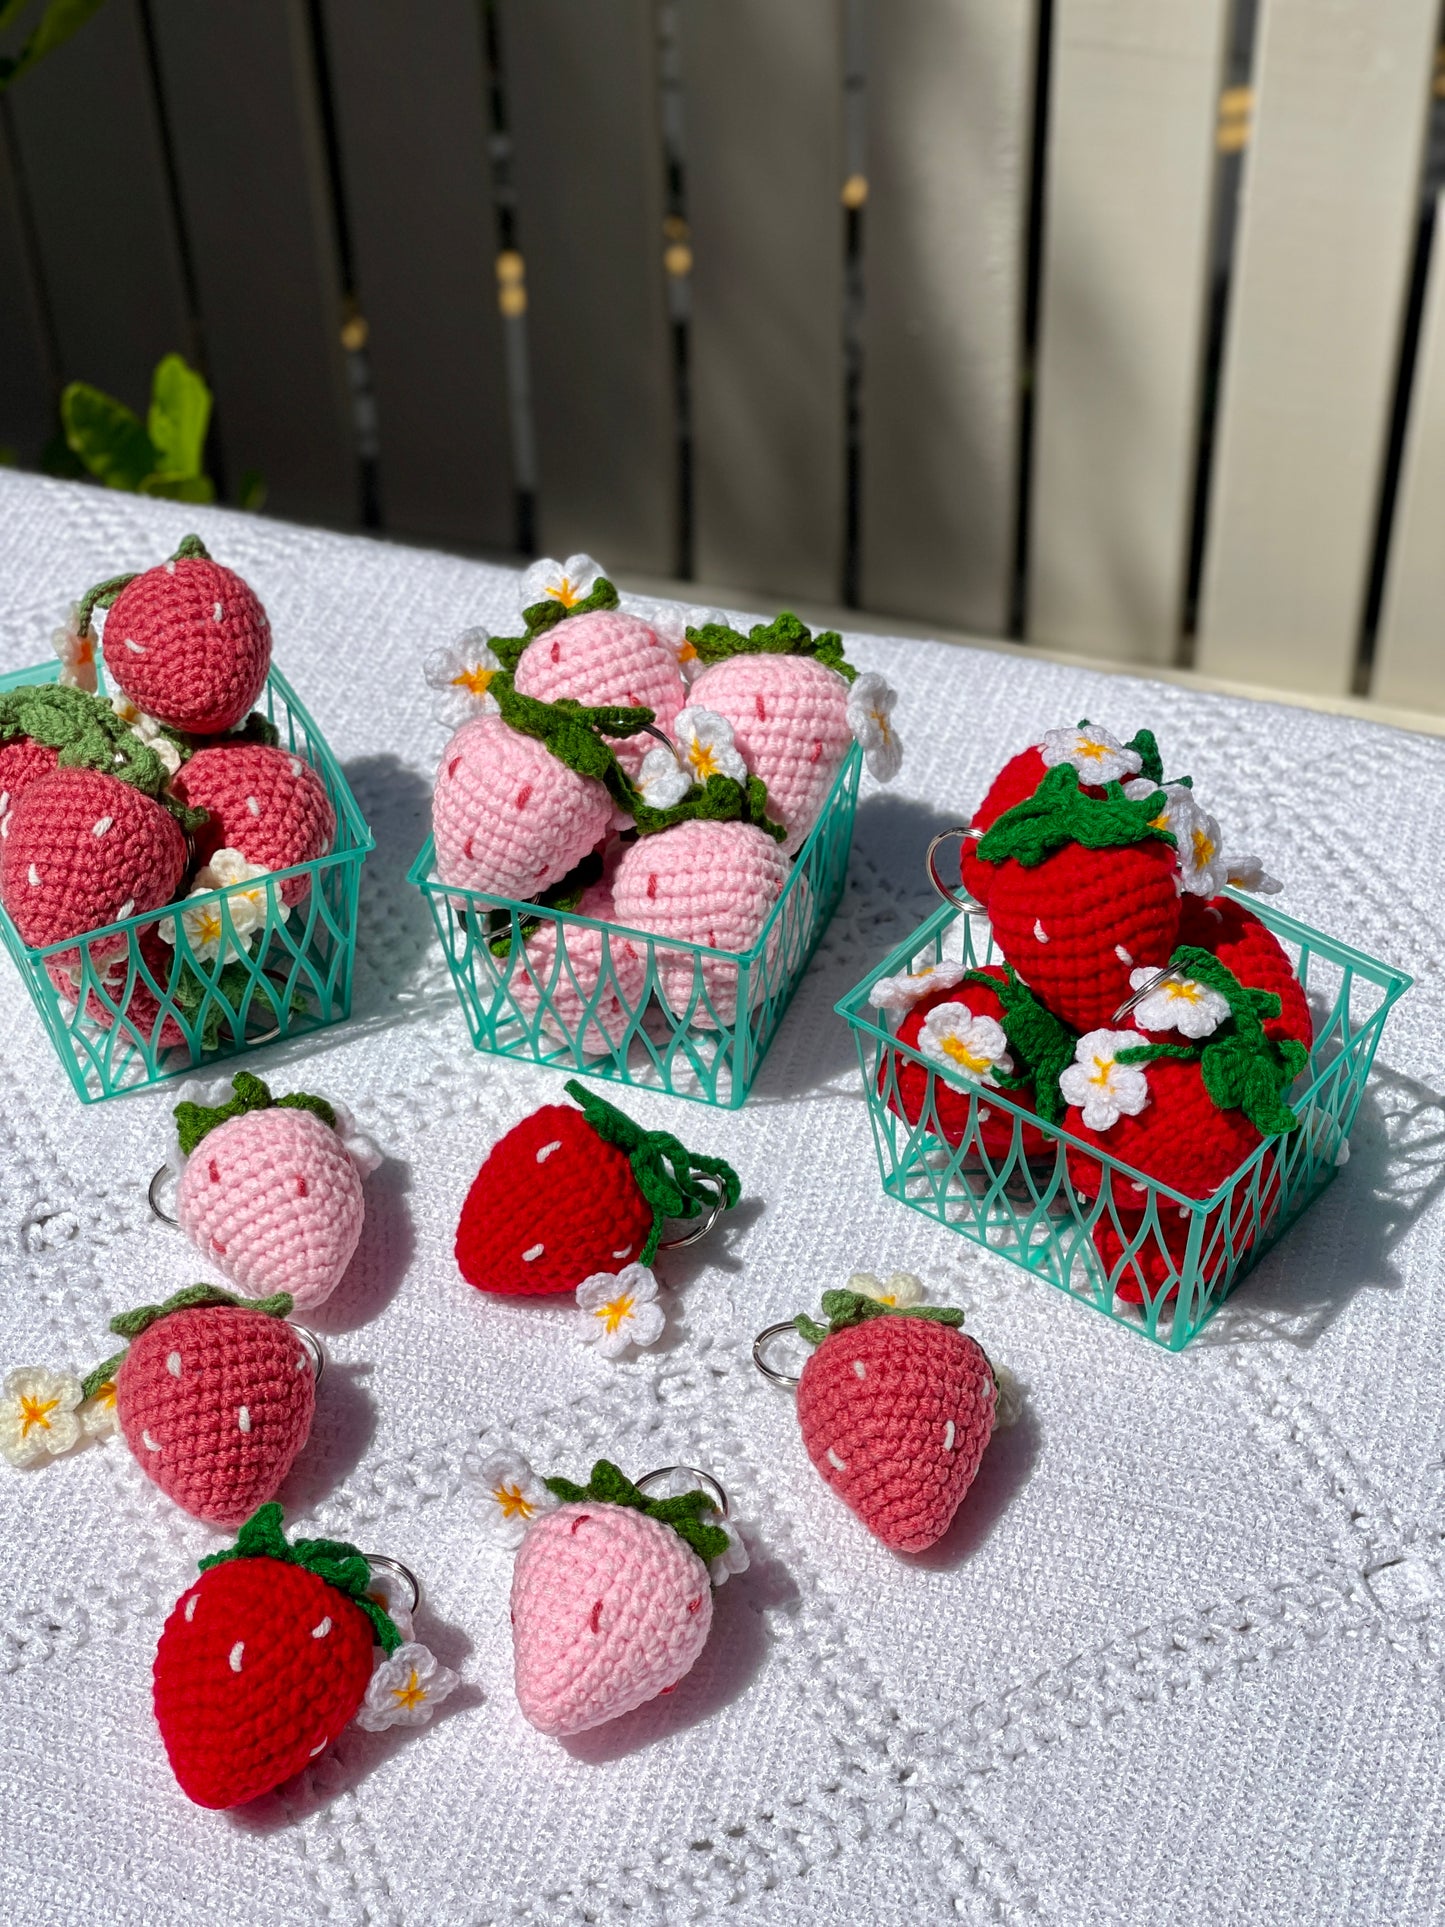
[
  {"left": 0, "top": 0, "right": 109, "bottom": 92},
  {"left": 45, "top": 353, "right": 264, "bottom": 509}
]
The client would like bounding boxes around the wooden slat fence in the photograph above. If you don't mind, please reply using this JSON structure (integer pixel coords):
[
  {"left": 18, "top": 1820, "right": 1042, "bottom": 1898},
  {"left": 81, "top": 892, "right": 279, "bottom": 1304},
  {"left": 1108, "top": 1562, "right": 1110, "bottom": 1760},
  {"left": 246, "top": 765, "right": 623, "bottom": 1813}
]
[{"left": 1, "top": 0, "right": 1443, "bottom": 717}]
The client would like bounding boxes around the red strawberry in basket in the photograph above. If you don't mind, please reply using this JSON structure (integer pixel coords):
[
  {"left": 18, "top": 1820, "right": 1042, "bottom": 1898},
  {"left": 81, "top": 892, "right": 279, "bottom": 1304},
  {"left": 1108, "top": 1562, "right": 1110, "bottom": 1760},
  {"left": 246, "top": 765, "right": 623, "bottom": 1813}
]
[
  {"left": 0, "top": 736, "right": 58, "bottom": 838},
  {"left": 1178, "top": 895, "right": 1311, "bottom": 1048},
  {"left": 455, "top": 1079, "right": 739, "bottom": 1296},
  {"left": 45, "top": 925, "right": 186, "bottom": 1052},
  {"left": 976, "top": 763, "right": 1182, "bottom": 1031},
  {"left": 171, "top": 742, "right": 334, "bottom": 904},
  {"left": 1, "top": 767, "right": 188, "bottom": 949},
  {"left": 153, "top": 1502, "right": 401, "bottom": 1807},
  {"left": 793, "top": 1290, "right": 999, "bottom": 1552},
  {"left": 76, "top": 533, "right": 271, "bottom": 735}
]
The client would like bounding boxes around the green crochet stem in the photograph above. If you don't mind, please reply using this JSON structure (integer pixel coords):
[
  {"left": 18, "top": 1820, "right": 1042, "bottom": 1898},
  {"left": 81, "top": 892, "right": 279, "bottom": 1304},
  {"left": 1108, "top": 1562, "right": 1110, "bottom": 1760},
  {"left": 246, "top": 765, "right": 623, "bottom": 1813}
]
[
  {"left": 488, "top": 576, "right": 622, "bottom": 668},
  {"left": 960, "top": 965, "right": 1077, "bottom": 1126},
  {"left": 0, "top": 682, "right": 206, "bottom": 830},
  {"left": 80, "top": 1283, "right": 294, "bottom": 1399},
  {"left": 174, "top": 1071, "right": 337, "bottom": 1155},
  {"left": 1165, "top": 944, "right": 1308, "bottom": 1136},
  {"left": 73, "top": 532, "right": 212, "bottom": 641},
  {"left": 490, "top": 671, "right": 653, "bottom": 813},
  {"left": 794, "top": 1288, "right": 965, "bottom": 1347},
  {"left": 684, "top": 610, "right": 856, "bottom": 683},
  {"left": 976, "top": 764, "right": 1176, "bottom": 868},
  {"left": 542, "top": 1460, "right": 732, "bottom": 1571},
  {"left": 625, "top": 769, "right": 787, "bottom": 843},
  {"left": 199, "top": 1503, "right": 403, "bottom": 1653},
  {"left": 563, "top": 1078, "right": 741, "bottom": 1264}
]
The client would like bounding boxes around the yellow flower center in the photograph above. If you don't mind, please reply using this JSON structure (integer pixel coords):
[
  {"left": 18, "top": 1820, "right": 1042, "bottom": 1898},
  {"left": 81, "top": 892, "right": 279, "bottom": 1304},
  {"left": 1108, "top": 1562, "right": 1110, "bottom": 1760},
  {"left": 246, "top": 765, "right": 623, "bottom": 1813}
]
[
  {"left": 1075, "top": 738, "right": 1108, "bottom": 761},
  {"left": 451, "top": 665, "right": 495, "bottom": 697},
  {"left": 19, "top": 1393, "right": 59, "bottom": 1436},
  {"left": 678, "top": 638, "right": 698, "bottom": 663},
  {"left": 1089, "top": 1055, "right": 1115, "bottom": 1087},
  {"left": 595, "top": 1292, "right": 635, "bottom": 1334},
  {"left": 193, "top": 909, "right": 224, "bottom": 946},
  {"left": 90, "top": 1381, "right": 116, "bottom": 1409},
  {"left": 687, "top": 741, "right": 720, "bottom": 781},
  {"left": 1150, "top": 811, "right": 1170, "bottom": 832},
  {"left": 548, "top": 576, "right": 582, "bottom": 608},
  {"left": 390, "top": 1669, "right": 427, "bottom": 1711},
  {"left": 872, "top": 708, "right": 892, "bottom": 742},
  {"left": 1164, "top": 980, "right": 1202, "bottom": 1003},
  {"left": 491, "top": 1481, "right": 535, "bottom": 1521},
  {"left": 939, "top": 1035, "right": 991, "bottom": 1076},
  {"left": 1191, "top": 828, "right": 1216, "bottom": 868}
]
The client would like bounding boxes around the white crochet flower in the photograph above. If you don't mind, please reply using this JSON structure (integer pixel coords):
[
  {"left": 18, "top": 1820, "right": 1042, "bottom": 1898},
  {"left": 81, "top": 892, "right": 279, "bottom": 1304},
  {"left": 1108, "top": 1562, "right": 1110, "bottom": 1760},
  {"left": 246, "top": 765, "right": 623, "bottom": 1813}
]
[
  {"left": 110, "top": 694, "right": 181, "bottom": 775},
  {"left": 847, "top": 672, "right": 904, "bottom": 782},
  {"left": 673, "top": 706, "right": 748, "bottom": 787},
  {"left": 1059, "top": 1029, "right": 1152, "bottom": 1131},
  {"left": 916, "top": 1002, "right": 1013, "bottom": 1086},
  {"left": 0, "top": 1367, "right": 84, "bottom": 1465},
  {"left": 79, "top": 1374, "right": 119, "bottom": 1440},
  {"left": 159, "top": 850, "right": 278, "bottom": 962},
  {"left": 1129, "top": 966, "right": 1229, "bottom": 1040},
  {"left": 473, "top": 1448, "right": 556, "bottom": 1548},
  {"left": 1124, "top": 780, "right": 1229, "bottom": 897},
  {"left": 424, "top": 630, "right": 502, "bottom": 728},
  {"left": 868, "top": 959, "right": 967, "bottom": 1014},
  {"left": 363, "top": 1563, "right": 416, "bottom": 1643},
  {"left": 629, "top": 601, "right": 726, "bottom": 680},
  {"left": 576, "top": 1264, "right": 665, "bottom": 1358},
  {"left": 848, "top": 1270, "right": 925, "bottom": 1308},
  {"left": 636, "top": 741, "right": 693, "bottom": 810},
  {"left": 522, "top": 553, "right": 603, "bottom": 611},
  {"left": 1038, "top": 724, "right": 1141, "bottom": 786},
  {"left": 1227, "top": 853, "right": 1282, "bottom": 896},
  {"left": 53, "top": 609, "right": 97, "bottom": 692},
  {"left": 352, "top": 1641, "right": 461, "bottom": 1733},
  {"left": 708, "top": 1516, "right": 751, "bottom": 1588}
]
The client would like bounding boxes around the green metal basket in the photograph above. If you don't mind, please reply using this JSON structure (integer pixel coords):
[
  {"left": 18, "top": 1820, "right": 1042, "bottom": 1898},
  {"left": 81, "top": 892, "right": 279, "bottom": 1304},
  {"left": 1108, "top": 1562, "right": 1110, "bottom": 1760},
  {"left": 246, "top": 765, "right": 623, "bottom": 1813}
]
[
  {"left": 0, "top": 658, "right": 372, "bottom": 1102},
  {"left": 835, "top": 895, "right": 1411, "bottom": 1348},
  {"left": 409, "top": 743, "right": 862, "bottom": 1108}
]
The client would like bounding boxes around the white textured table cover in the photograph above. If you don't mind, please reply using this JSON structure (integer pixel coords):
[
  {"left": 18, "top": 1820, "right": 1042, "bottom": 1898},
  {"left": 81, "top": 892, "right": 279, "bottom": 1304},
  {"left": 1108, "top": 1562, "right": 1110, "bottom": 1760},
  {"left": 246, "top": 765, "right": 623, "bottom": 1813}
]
[{"left": 1, "top": 472, "right": 1442, "bottom": 1927}]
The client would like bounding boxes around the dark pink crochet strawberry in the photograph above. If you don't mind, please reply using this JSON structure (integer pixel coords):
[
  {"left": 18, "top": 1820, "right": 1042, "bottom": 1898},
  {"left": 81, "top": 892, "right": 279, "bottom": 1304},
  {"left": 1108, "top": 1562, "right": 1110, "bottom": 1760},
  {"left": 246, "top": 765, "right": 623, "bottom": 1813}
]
[
  {"left": 45, "top": 925, "right": 186, "bottom": 1051},
  {"left": 1, "top": 766, "right": 187, "bottom": 949},
  {"left": 79, "top": 533, "right": 272, "bottom": 734},
  {"left": 0, "top": 736, "right": 58, "bottom": 840},
  {"left": 173, "top": 743, "right": 335, "bottom": 905},
  {"left": 793, "top": 1291, "right": 998, "bottom": 1552}
]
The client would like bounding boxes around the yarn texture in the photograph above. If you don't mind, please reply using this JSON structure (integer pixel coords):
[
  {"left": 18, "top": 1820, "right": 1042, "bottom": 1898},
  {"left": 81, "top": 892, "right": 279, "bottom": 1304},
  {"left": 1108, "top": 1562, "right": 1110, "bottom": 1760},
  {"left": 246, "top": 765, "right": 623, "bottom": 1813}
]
[
  {"left": 689, "top": 653, "right": 852, "bottom": 856},
  {"left": 0, "top": 767, "right": 187, "bottom": 948},
  {"left": 432, "top": 711, "right": 612, "bottom": 899},
  {"left": 101, "top": 551, "right": 271, "bottom": 733},
  {"left": 508, "top": 877, "right": 648, "bottom": 1053},
  {"left": 44, "top": 926, "right": 186, "bottom": 1050},
  {"left": 513, "top": 609, "right": 686, "bottom": 778},
  {"left": 0, "top": 735, "right": 59, "bottom": 835},
  {"left": 888, "top": 968, "right": 1051, "bottom": 1160},
  {"left": 173, "top": 742, "right": 335, "bottom": 904}
]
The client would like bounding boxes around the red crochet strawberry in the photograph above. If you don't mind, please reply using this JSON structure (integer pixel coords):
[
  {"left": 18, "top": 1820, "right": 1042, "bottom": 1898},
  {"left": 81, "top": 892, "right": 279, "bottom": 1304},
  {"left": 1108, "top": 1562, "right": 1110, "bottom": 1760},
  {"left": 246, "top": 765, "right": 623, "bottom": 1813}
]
[
  {"left": 793, "top": 1290, "right": 998, "bottom": 1553},
  {"left": 976, "top": 764, "right": 1182, "bottom": 1031},
  {"left": 153, "top": 1502, "right": 400, "bottom": 1808},
  {"left": 0, "top": 736, "right": 58, "bottom": 839},
  {"left": 455, "top": 1079, "right": 739, "bottom": 1295},
  {"left": 173, "top": 742, "right": 335, "bottom": 905},
  {"left": 1, "top": 767, "right": 188, "bottom": 949},
  {"left": 83, "top": 1284, "right": 317, "bottom": 1525},
  {"left": 45, "top": 925, "right": 186, "bottom": 1052},
  {"left": 1178, "top": 895, "right": 1311, "bottom": 1047},
  {"left": 76, "top": 533, "right": 272, "bottom": 734}
]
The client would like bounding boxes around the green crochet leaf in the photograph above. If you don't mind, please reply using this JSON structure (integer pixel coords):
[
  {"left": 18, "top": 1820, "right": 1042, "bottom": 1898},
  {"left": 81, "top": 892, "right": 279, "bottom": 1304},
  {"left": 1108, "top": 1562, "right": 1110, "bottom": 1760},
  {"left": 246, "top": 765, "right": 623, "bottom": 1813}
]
[
  {"left": 520, "top": 575, "right": 621, "bottom": 636},
  {"left": 491, "top": 671, "right": 651, "bottom": 809},
  {"left": 1125, "top": 727, "right": 1164, "bottom": 786},
  {"left": 961, "top": 965, "right": 1078, "bottom": 1126},
  {"left": 541, "top": 1461, "right": 731, "bottom": 1571},
  {"left": 975, "top": 764, "right": 1176, "bottom": 868},
  {"left": 199, "top": 1503, "right": 402, "bottom": 1653},
  {"left": 169, "top": 962, "right": 308, "bottom": 1052},
  {"left": 685, "top": 609, "right": 856, "bottom": 682},
  {"left": 174, "top": 1070, "right": 336, "bottom": 1154},
  {"left": 564, "top": 1078, "right": 740, "bottom": 1264},
  {"left": 0, "top": 682, "right": 170, "bottom": 799},
  {"left": 794, "top": 1288, "right": 966, "bottom": 1347},
  {"left": 625, "top": 769, "right": 787, "bottom": 843},
  {"left": 108, "top": 1282, "right": 292, "bottom": 1341},
  {"left": 1156, "top": 944, "right": 1306, "bottom": 1137}
]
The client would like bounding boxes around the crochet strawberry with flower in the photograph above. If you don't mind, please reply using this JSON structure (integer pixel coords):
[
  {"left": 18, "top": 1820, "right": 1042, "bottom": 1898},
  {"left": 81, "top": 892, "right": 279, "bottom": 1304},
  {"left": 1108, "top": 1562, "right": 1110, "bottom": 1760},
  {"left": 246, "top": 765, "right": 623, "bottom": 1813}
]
[
  {"left": 172, "top": 741, "right": 335, "bottom": 905},
  {"left": 456, "top": 1078, "right": 739, "bottom": 1296},
  {"left": 791, "top": 1289, "right": 1000, "bottom": 1553},
  {"left": 168, "top": 1072, "right": 381, "bottom": 1309},
  {"left": 508, "top": 1458, "right": 733, "bottom": 1736}
]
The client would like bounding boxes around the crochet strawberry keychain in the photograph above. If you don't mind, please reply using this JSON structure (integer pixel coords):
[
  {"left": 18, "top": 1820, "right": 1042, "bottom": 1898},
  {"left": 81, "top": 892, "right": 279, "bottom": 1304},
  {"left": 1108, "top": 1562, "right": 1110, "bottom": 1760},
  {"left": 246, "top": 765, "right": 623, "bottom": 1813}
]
[
  {"left": 455, "top": 1079, "right": 740, "bottom": 1330},
  {"left": 0, "top": 1284, "right": 322, "bottom": 1525},
  {"left": 153, "top": 1502, "right": 460, "bottom": 1808},
  {"left": 754, "top": 1278, "right": 1015, "bottom": 1553},
  {"left": 471, "top": 1450, "right": 745, "bottom": 1736},
  {"left": 148, "top": 1072, "right": 382, "bottom": 1308}
]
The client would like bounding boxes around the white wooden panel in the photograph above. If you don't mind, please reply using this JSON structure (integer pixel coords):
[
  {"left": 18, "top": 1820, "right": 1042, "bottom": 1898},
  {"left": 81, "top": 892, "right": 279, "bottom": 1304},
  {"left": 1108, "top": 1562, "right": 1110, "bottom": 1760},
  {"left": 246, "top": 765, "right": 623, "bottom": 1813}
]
[
  {"left": 1196, "top": 0, "right": 1438, "bottom": 693},
  {"left": 1374, "top": 193, "right": 1445, "bottom": 712},
  {"left": 1029, "top": 0, "right": 1229, "bottom": 663},
  {"left": 504, "top": 0, "right": 673, "bottom": 577},
  {"left": 680, "top": 0, "right": 845, "bottom": 602},
  {"left": 862, "top": 1, "right": 1036, "bottom": 634}
]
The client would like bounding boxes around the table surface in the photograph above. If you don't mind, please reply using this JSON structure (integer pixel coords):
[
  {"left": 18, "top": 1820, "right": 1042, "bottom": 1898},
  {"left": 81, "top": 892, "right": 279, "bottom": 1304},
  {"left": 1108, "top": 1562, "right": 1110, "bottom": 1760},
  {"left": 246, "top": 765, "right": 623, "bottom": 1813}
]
[{"left": 2, "top": 472, "right": 1442, "bottom": 1927}]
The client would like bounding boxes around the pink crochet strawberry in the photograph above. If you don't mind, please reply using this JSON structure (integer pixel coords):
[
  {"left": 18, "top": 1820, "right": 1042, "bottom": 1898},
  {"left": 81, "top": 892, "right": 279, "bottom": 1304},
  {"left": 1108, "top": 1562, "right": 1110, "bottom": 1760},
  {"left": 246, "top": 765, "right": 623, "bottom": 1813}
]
[
  {"left": 792, "top": 1290, "right": 998, "bottom": 1553},
  {"left": 507, "top": 605, "right": 686, "bottom": 780},
  {"left": 510, "top": 1459, "right": 730, "bottom": 1735},
  {"left": 506, "top": 873, "right": 649, "bottom": 1055},
  {"left": 455, "top": 1079, "right": 738, "bottom": 1296},
  {"left": 687, "top": 614, "right": 857, "bottom": 856},
  {"left": 172, "top": 743, "right": 335, "bottom": 905},
  {"left": 170, "top": 1072, "right": 379, "bottom": 1309},
  {"left": 153, "top": 1503, "right": 400, "bottom": 1807},
  {"left": 74, "top": 532, "right": 271, "bottom": 734}
]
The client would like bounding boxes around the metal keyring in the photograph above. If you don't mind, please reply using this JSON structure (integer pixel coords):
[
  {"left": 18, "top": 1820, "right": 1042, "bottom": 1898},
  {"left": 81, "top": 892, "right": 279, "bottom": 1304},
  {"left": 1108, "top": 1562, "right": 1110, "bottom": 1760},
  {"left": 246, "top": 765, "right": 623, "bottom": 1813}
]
[
  {"left": 751, "top": 1320, "right": 805, "bottom": 1389},
  {"left": 148, "top": 1163, "right": 179, "bottom": 1227},
  {"left": 635, "top": 1464, "right": 730, "bottom": 1519},
  {"left": 925, "top": 828, "right": 986, "bottom": 915},
  {"left": 656, "top": 1175, "right": 729, "bottom": 1252},
  {"left": 1110, "top": 963, "right": 1180, "bottom": 1026},
  {"left": 361, "top": 1552, "right": 421, "bottom": 1617},
  {"left": 291, "top": 1323, "right": 326, "bottom": 1386}
]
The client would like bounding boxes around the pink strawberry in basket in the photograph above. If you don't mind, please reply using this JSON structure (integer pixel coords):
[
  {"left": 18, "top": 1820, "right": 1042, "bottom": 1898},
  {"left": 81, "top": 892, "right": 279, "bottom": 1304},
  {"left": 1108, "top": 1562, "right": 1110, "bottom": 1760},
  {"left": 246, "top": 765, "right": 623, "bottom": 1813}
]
[
  {"left": 172, "top": 742, "right": 335, "bottom": 906},
  {"left": 507, "top": 872, "right": 649, "bottom": 1055},
  {"left": 1, "top": 767, "right": 188, "bottom": 949},
  {"left": 511, "top": 607, "right": 686, "bottom": 780}
]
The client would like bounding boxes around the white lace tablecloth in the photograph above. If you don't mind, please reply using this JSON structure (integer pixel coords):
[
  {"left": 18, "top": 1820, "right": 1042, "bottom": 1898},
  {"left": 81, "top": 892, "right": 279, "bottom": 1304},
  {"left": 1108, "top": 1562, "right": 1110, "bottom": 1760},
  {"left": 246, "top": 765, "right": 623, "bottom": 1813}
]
[{"left": 1, "top": 472, "right": 1442, "bottom": 1927}]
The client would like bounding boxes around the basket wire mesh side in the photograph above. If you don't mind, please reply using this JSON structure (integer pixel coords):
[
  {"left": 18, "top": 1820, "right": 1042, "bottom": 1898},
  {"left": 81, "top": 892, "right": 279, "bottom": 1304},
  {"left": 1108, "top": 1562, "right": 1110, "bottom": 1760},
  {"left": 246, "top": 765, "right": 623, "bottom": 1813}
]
[
  {"left": 0, "top": 658, "right": 372, "bottom": 1102},
  {"left": 409, "top": 744, "right": 862, "bottom": 1108},
  {"left": 834, "top": 896, "right": 1411, "bottom": 1348}
]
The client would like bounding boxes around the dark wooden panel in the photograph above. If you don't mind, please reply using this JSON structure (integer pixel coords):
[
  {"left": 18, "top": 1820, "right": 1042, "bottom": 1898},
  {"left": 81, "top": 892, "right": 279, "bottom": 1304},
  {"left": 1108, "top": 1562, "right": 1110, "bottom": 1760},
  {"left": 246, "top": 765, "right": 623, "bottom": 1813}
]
[
  {"left": 321, "top": 0, "right": 513, "bottom": 547},
  {"left": 0, "top": 112, "right": 55, "bottom": 464}
]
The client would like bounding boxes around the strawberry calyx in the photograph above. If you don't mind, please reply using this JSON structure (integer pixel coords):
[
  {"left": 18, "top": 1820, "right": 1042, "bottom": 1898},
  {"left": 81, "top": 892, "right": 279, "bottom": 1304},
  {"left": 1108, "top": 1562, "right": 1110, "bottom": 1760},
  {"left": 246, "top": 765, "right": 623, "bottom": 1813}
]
[
  {"left": 1163, "top": 944, "right": 1309, "bottom": 1136},
  {"left": 624, "top": 769, "right": 787, "bottom": 843},
  {"left": 80, "top": 1282, "right": 294, "bottom": 1400},
  {"left": 73, "top": 532, "right": 212, "bottom": 642},
  {"left": 174, "top": 1070, "right": 338, "bottom": 1154},
  {"left": 958, "top": 965, "right": 1077, "bottom": 1125},
  {"left": 488, "top": 578, "right": 622, "bottom": 668},
  {"left": 684, "top": 610, "right": 857, "bottom": 683},
  {"left": 541, "top": 1459, "right": 732, "bottom": 1571},
  {"left": 563, "top": 1078, "right": 741, "bottom": 1263},
  {"left": 0, "top": 682, "right": 205, "bottom": 830},
  {"left": 794, "top": 1288, "right": 965, "bottom": 1346},
  {"left": 976, "top": 764, "right": 1176, "bottom": 868},
  {"left": 198, "top": 1502, "right": 403, "bottom": 1653},
  {"left": 491, "top": 670, "right": 652, "bottom": 811}
]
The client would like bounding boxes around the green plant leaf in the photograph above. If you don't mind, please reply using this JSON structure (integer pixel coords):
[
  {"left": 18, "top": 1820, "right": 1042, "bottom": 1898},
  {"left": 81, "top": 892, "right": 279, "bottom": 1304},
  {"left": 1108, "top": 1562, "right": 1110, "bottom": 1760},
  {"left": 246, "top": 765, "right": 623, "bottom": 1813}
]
[
  {"left": 146, "top": 353, "right": 211, "bottom": 480},
  {"left": 140, "top": 472, "right": 216, "bottom": 503},
  {"left": 237, "top": 468, "right": 267, "bottom": 511},
  {"left": 0, "top": 0, "right": 109, "bottom": 91},
  {"left": 61, "top": 381, "right": 157, "bottom": 491}
]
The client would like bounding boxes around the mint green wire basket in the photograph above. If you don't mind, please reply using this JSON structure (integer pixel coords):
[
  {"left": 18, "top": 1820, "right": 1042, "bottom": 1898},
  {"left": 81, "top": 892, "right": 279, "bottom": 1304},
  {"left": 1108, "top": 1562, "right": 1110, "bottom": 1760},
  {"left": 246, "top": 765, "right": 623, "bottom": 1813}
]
[
  {"left": 835, "top": 895, "right": 1411, "bottom": 1348},
  {"left": 409, "top": 743, "right": 861, "bottom": 1108},
  {"left": 0, "top": 657, "right": 373, "bottom": 1102}
]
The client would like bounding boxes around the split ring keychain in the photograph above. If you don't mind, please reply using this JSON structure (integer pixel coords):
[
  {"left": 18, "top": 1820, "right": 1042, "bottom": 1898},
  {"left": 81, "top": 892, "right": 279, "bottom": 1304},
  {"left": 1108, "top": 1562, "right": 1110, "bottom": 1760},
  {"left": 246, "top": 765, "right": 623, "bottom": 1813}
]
[
  {"left": 469, "top": 1447, "right": 747, "bottom": 1737},
  {"left": 152, "top": 1502, "right": 462, "bottom": 1810},
  {"left": 754, "top": 1277, "right": 1019, "bottom": 1554},
  {"left": 147, "top": 1069, "right": 383, "bottom": 1310}
]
